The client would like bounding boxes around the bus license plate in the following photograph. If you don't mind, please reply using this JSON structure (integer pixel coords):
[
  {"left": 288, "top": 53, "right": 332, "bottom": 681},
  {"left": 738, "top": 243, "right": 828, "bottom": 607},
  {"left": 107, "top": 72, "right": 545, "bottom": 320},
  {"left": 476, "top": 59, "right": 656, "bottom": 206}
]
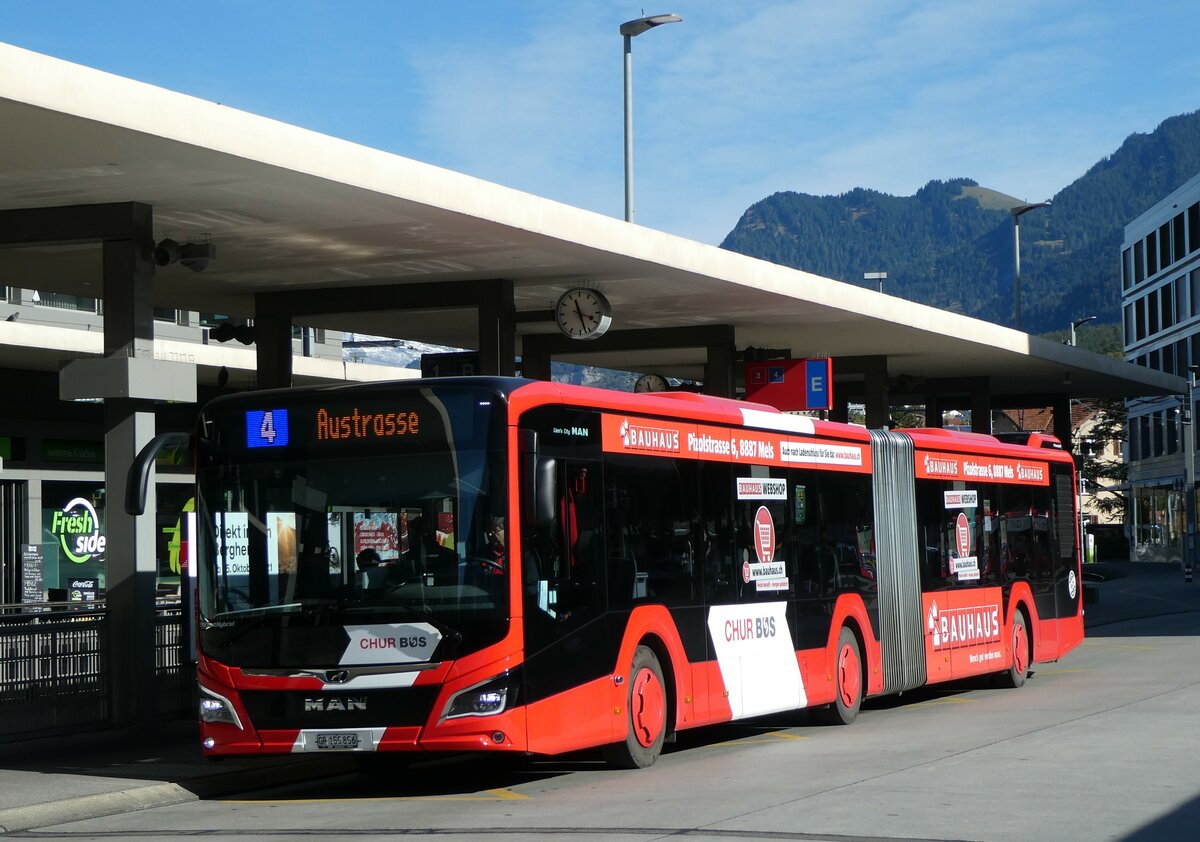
[{"left": 314, "top": 732, "right": 361, "bottom": 750}]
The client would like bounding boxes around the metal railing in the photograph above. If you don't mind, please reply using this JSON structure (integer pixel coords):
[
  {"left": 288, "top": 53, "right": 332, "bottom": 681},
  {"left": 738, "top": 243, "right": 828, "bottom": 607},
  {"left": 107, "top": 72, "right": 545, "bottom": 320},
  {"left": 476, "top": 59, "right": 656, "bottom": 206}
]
[{"left": 0, "top": 600, "right": 193, "bottom": 741}]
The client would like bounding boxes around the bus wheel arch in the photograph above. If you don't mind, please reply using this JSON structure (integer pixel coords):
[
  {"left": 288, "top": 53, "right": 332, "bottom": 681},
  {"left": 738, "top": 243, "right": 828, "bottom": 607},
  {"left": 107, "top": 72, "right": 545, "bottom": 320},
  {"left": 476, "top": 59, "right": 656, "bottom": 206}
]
[
  {"left": 816, "top": 623, "right": 865, "bottom": 726},
  {"left": 603, "top": 641, "right": 672, "bottom": 769}
]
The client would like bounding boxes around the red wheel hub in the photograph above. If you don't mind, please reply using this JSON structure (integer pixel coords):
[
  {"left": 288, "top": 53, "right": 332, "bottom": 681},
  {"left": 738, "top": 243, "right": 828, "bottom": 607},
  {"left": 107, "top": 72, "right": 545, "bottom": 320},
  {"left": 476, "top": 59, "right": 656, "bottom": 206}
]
[
  {"left": 631, "top": 667, "right": 665, "bottom": 748},
  {"left": 837, "top": 642, "right": 861, "bottom": 708},
  {"left": 1012, "top": 622, "right": 1029, "bottom": 675}
]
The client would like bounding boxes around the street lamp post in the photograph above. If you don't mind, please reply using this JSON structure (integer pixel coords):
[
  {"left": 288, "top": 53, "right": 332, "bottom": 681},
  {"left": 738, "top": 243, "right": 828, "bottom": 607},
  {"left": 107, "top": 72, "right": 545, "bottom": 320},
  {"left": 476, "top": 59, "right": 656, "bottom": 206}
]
[
  {"left": 1070, "top": 314, "right": 1098, "bottom": 347},
  {"left": 865, "top": 271, "right": 887, "bottom": 293},
  {"left": 1010, "top": 200, "right": 1052, "bottom": 331},
  {"left": 621, "top": 13, "right": 682, "bottom": 223}
]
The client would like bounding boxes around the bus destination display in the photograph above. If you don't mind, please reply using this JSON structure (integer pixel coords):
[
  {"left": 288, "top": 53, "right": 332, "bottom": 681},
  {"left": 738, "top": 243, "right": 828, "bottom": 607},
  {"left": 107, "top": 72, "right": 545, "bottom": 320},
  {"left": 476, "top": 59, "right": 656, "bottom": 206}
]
[{"left": 243, "top": 405, "right": 424, "bottom": 451}]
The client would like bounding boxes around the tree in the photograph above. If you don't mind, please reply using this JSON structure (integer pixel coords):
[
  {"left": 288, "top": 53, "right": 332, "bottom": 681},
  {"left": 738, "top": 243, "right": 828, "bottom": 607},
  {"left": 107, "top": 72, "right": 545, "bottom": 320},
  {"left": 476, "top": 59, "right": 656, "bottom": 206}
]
[{"left": 1075, "top": 397, "right": 1128, "bottom": 521}]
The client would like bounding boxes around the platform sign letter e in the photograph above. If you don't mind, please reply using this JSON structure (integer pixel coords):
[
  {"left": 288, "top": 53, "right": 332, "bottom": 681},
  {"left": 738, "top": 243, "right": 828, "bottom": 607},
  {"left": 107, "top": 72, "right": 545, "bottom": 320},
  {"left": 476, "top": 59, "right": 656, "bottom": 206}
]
[{"left": 804, "top": 358, "right": 832, "bottom": 411}]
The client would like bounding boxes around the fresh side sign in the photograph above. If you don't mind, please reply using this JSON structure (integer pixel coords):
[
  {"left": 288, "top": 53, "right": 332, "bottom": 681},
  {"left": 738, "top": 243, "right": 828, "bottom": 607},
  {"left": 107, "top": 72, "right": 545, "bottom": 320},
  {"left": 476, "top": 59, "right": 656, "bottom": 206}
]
[{"left": 51, "top": 497, "right": 106, "bottom": 564}]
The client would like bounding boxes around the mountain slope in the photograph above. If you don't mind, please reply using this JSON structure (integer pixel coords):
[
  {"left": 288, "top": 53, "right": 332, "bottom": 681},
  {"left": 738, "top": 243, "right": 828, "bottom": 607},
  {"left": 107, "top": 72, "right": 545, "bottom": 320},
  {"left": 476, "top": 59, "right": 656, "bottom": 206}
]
[{"left": 720, "top": 110, "right": 1200, "bottom": 334}]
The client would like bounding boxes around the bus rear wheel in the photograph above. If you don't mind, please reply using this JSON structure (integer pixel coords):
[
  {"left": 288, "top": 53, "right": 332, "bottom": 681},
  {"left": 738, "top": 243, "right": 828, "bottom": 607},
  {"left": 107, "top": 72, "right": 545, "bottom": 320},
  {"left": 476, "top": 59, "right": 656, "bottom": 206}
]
[
  {"left": 816, "top": 627, "right": 863, "bottom": 726},
  {"left": 603, "top": 645, "right": 667, "bottom": 769},
  {"left": 997, "top": 609, "right": 1031, "bottom": 689}
]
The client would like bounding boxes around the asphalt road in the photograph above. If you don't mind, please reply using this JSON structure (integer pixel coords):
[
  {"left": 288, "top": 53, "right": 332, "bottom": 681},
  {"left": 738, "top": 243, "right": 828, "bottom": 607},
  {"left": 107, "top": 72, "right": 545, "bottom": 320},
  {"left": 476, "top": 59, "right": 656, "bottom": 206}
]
[{"left": 18, "top": 599, "right": 1200, "bottom": 842}]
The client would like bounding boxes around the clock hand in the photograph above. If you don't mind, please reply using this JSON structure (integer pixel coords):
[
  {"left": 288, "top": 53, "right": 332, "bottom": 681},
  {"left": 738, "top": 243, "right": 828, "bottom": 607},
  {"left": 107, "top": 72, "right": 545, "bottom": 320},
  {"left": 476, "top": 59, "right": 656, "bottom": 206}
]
[{"left": 574, "top": 299, "right": 587, "bottom": 329}]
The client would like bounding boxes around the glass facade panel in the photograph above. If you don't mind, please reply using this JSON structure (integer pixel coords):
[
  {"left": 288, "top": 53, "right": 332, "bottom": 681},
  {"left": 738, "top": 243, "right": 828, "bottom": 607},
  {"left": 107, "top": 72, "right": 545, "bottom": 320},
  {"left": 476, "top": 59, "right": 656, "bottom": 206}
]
[{"left": 1131, "top": 486, "right": 1183, "bottom": 564}]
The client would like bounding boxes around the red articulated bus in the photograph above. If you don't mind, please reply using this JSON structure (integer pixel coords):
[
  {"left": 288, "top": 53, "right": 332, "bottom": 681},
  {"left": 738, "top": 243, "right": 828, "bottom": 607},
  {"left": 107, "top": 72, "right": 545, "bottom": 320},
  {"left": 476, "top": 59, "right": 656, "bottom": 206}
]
[{"left": 159, "top": 377, "right": 1082, "bottom": 767}]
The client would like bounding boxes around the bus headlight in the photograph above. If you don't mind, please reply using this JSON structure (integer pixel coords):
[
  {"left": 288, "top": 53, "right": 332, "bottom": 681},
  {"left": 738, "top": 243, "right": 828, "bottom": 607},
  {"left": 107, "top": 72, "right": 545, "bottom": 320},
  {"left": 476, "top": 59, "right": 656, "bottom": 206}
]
[
  {"left": 199, "top": 686, "right": 243, "bottom": 729},
  {"left": 443, "top": 673, "right": 516, "bottom": 720}
]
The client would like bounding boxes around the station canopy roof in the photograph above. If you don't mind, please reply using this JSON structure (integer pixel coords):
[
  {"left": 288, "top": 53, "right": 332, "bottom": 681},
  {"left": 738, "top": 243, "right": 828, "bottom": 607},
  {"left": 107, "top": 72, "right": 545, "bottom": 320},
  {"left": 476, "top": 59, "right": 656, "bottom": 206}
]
[{"left": 0, "top": 42, "right": 1183, "bottom": 401}]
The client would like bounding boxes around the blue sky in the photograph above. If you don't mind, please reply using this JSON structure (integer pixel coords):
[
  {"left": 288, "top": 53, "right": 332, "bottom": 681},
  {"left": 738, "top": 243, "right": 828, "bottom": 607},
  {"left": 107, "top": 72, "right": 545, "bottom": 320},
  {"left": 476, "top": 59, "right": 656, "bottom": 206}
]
[{"left": 5, "top": 1, "right": 1200, "bottom": 244}]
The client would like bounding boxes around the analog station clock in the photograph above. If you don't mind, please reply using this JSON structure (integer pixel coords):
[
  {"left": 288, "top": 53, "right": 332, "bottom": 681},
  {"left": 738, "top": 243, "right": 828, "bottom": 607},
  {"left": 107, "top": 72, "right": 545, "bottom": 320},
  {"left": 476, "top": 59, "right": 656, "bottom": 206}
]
[
  {"left": 634, "top": 373, "right": 669, "bottom": 393},
  {"left": 555, "top": 287, "right": 612, "bottom": 341}
]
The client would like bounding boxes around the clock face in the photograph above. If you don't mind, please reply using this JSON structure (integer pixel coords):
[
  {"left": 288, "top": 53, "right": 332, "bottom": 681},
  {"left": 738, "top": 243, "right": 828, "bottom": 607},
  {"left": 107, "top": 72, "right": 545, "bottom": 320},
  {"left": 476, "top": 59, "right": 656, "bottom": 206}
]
[
  {"left": 634, "top": 374, "right": 669, "bottom": 393},
  {"left": 555, "top": 287, "right": 612, "bottom": 340}
]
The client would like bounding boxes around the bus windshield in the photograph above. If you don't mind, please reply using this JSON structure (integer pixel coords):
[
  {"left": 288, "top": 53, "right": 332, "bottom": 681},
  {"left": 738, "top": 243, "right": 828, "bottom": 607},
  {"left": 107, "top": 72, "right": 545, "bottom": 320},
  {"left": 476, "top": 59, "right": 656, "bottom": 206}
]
[{"left": 194, "top": 383, "right": 509, "bottom": 667}]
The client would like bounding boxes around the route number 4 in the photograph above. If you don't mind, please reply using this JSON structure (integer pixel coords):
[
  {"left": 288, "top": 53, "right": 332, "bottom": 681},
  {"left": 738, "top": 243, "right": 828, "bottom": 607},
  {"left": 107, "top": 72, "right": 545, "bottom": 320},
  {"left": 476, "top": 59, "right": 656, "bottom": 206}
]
[{"left": 260, "top": 411, "right": 277, "bottom": 443}]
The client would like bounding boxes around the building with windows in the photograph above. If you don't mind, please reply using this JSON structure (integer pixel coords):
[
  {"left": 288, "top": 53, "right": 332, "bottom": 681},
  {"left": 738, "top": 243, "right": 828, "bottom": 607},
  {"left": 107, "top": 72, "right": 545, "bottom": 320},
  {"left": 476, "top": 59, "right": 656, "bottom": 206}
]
[{"left": 1122, "top": 171, "right": 1200, "bottom": 563}]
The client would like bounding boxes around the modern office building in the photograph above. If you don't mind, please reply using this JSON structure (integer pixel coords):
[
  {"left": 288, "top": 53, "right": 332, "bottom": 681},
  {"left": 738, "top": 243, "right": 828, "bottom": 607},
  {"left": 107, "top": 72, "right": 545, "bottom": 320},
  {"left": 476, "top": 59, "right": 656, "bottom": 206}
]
[{"left": 1122, "top": 171, "right": 1200, "bottom": 563}]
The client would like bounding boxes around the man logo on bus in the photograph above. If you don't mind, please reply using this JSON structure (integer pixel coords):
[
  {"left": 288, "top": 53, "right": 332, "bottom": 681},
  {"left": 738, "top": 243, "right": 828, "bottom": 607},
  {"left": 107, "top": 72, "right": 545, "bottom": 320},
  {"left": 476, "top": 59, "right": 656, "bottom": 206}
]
[{"left": 51, "top": 497, "right": 106, "bottom": 564}]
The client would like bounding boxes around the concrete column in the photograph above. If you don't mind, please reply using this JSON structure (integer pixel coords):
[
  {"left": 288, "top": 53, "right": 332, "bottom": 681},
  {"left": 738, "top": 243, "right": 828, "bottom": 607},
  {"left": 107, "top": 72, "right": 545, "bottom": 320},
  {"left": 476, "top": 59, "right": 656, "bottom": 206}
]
[
  {"left": 704, "top": 338, "right": 735, "bottom": 398},
  {"left": 521, "top": 350, "right": 552, "bottom": 381},
  {"left": 478, "top": 279, "right": 516, "bottom": 376},
  {"left": 255, "top": 312, "right": 293, "bottom": 389},
  {"left": 1052, "top": 393, "right": 1072, "bottom": 447},
  {"left": 864, "top": 360, "right": 890, "bottom": 429},
  {"left": 104, "top": 401, "right": 160, "bottom": 725},
  {"left": 971, "top": 388, "right": 992, "bottom": 434},
  {"left": 829, "top": 390, "right": 850, "bottom": 424},
  {"left": 925, "top": 394, "right": 943, "bottom": 428},
  {"left": 102, "top": 209, "right": 155, "bottom": 359}
]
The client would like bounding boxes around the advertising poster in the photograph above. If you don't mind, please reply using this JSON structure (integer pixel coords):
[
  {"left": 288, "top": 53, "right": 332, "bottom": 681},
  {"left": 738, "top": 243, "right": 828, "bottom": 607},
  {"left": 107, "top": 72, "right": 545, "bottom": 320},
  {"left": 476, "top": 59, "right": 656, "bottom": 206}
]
[
  {"left": 267, "top": 512, "right": 297, "bottom": 577},
  {"left": 354, "top": 512, "right": 400, "bottom": 561},
  {"left": 214, "top": 512, "right": 250, "bottom": 577}
]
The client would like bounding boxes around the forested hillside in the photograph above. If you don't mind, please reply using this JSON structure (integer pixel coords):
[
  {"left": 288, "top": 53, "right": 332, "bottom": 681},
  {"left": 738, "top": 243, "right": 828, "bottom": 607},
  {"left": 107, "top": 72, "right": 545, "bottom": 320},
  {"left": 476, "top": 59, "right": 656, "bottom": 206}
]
[{"left": 720, "top": 110, "right": 1200, "bottom": 335}]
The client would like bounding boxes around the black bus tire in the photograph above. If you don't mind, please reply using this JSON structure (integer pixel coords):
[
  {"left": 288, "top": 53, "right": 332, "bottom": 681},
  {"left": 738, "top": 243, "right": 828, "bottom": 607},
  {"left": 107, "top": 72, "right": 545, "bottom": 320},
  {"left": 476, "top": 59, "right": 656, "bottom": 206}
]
[
  {"left": 602, "top": 645, "right": 668, "bottom": 769},
  {"left": 815, "top": 627, "right": 863, "bottom": 726},
  {"left": 997, "top": 608, "right": 1031, "bottom": 689}
]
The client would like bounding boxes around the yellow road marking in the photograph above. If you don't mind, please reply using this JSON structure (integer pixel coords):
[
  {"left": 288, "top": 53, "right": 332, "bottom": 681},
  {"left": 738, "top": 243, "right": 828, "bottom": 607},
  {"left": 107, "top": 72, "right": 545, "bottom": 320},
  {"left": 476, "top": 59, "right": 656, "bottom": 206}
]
[
  {"left": 227, "top": 788, "right": 529, "bottom": 805},
  {"left": 912, "top": 696, "right": 976, "bottom": 707}
]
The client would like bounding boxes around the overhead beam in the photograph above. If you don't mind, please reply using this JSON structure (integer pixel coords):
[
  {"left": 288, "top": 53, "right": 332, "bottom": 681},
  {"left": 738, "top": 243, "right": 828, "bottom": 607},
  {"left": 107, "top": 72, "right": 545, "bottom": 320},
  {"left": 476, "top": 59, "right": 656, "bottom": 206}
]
[
  {"left": 0, "top": 202, "right": 151, "bottom": 247},
  {"left": 522, "top": 325, "right": 737, "bottom": 396}
]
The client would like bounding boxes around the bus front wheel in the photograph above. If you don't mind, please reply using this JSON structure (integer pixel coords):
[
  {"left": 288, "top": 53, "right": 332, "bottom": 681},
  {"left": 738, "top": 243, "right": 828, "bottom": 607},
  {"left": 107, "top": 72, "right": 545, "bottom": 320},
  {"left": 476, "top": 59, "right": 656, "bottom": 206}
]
[
  {"left": 603, "top": 645, "right": 667, "bottom": 769},
  {"left": 997, "top": 609, "right": 1031, "bottom": 689},
  {"left": 816, "top": 627, "right": 863, "bottom": 726}
]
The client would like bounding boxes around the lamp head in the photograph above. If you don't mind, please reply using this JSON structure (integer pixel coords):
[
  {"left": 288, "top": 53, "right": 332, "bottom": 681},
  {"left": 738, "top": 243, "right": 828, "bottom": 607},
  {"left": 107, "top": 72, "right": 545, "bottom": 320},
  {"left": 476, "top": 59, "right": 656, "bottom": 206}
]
[{"left": 620, "top": 13, "right": 682, "bottom": 36}]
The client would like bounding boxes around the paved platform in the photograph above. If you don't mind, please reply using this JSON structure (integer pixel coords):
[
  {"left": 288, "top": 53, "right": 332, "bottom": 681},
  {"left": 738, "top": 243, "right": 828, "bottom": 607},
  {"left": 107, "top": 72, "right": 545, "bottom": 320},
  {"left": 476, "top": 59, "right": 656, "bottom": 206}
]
[{"left": 0, "top": 560, "right": 1196, "bottom": 834}]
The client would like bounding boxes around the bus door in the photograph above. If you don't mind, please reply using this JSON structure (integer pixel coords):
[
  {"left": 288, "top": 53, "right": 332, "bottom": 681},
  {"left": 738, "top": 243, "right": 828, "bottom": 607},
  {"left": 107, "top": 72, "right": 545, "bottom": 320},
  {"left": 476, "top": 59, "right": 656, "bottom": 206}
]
[
  {"left": 522, "top": 457, "right": 615, "bottom": 754},
  {"left": 708, "top": 468, "right": 805, "bottom": 720}
]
